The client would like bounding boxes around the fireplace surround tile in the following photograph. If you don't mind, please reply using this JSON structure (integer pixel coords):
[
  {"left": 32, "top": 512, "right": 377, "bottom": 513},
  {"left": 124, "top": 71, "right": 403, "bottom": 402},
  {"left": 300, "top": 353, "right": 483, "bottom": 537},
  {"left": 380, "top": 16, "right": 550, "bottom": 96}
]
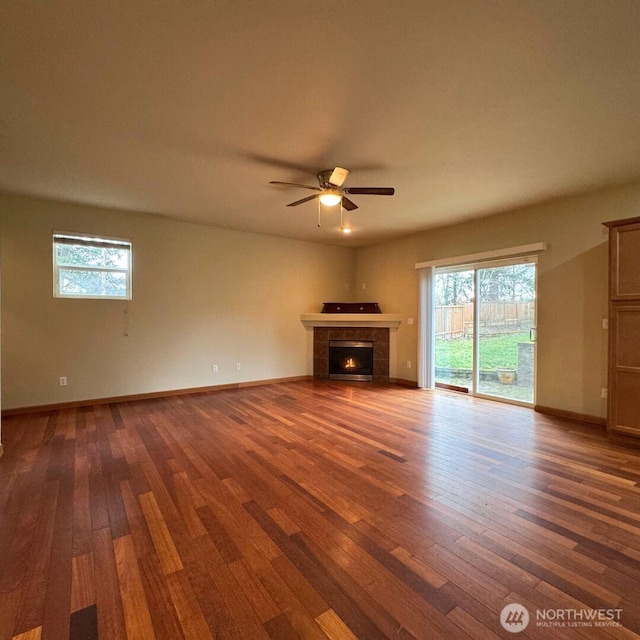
[
  {"left": 301, "top": 313, "right": 402, "bottom": 382},
  {"left": 313, "top": 327, "right": 390, "bottom": 383}
]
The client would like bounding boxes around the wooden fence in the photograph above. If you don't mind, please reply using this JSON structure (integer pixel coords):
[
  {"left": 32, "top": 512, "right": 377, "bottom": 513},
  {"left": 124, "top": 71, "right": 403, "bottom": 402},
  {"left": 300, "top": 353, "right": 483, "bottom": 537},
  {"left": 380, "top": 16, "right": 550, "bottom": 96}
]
[{"left": 435, "top": 301, "right": 535, "bottom": 339}]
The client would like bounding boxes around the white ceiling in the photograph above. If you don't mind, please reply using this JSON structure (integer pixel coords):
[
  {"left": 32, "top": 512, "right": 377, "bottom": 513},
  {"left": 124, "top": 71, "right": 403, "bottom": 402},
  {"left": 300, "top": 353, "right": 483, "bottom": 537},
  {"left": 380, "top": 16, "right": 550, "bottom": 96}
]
[{"left": 1, "top": 1, "right": 639, "bottom": 247}]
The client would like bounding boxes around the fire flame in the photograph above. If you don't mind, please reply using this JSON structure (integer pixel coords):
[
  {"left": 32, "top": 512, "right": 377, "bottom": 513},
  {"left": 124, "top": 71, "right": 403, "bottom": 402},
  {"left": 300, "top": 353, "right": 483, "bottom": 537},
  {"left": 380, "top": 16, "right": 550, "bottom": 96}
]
[{"left": 345, "top": 357, "right": 357, "bottom": 369}]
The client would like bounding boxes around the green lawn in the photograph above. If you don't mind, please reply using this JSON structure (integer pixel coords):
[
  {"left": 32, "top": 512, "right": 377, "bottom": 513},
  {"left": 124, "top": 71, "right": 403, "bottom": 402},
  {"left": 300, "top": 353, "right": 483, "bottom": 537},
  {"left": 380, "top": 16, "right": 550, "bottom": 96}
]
[{"left": 436, "top": 332, "right": 530, "bottom": 370}]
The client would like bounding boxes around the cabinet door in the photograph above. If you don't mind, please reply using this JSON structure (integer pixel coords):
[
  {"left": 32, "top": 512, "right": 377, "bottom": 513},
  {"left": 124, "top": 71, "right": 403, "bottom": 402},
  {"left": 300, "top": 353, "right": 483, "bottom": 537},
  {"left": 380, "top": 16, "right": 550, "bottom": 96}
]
[
  {"left": 610, "top": 222, "right": 640, "bottom": 300},
  {"left": 609, "top": 305, "right": 640, "bottom": 435}
]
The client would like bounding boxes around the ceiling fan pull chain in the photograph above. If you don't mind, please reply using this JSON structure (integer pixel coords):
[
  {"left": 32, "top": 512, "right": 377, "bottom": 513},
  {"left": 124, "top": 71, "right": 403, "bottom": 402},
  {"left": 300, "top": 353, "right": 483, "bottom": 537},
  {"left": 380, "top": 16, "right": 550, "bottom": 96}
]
[
  {"left": 340, "top": 202, "right": 344, "bottom": 230},
  {"left": 317, "top": 198, "right": 321, "bottom": 227}
]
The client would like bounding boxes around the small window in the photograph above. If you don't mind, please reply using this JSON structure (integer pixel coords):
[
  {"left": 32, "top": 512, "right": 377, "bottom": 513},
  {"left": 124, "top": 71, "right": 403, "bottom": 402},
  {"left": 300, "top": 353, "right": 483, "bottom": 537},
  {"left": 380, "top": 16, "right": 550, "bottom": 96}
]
[{"left": 53, "top": 232, "right": 132, "bottom": 299}]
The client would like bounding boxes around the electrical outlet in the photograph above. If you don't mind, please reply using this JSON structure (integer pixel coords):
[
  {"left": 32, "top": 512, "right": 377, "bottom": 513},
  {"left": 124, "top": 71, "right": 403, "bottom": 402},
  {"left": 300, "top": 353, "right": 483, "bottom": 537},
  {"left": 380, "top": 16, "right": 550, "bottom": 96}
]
[
  {"left": 601, "top": 387, "right": 608, "bottom": 399},
  {"left": 212, "top": 365, "right": 218, "bottom": 373},
  {"left": 407, "top": 318, "right": 414, "bottom": 325},
  {"left": 602, "top": 318, "right": 608, "bottom": 329},
  {"left": 59, "top": 376, "right": 67, "bottom": 386},
  {"left": 407, "top": 360, "right": 412, "bottom": 369},
  {"left": 236, "top": 363, "right": 241, "bottom": 370},
  {"left": 362, "top": 283, "right": 366, "bottom": 290}
]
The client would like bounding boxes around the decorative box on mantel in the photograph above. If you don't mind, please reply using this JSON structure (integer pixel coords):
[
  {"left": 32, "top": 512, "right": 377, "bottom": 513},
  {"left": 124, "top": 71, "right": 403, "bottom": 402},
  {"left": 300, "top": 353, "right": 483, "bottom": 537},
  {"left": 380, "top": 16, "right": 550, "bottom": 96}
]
[
  {"left": 321, "top": 302, "right": 381, "bottom": 314},
  {"left": 300, "top": 307, "right": 402, "bottom": 382}
]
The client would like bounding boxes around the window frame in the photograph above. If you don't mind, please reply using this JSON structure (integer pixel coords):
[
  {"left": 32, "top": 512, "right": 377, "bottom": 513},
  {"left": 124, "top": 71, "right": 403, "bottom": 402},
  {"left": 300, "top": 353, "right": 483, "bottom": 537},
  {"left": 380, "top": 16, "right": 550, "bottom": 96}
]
[{"left": 53, "top": 231, "right": 132, "bottom": 300}]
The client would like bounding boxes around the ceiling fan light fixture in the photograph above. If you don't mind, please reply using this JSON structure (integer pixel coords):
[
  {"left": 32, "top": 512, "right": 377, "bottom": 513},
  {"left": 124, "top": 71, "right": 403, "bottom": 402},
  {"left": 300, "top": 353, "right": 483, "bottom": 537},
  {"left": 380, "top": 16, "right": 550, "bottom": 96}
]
[
  {"left": 319, "top": 191, "right": 342, "bottom": 207},
  {"left": 270, "top": 166, "right": 395, "bottom": 223}
]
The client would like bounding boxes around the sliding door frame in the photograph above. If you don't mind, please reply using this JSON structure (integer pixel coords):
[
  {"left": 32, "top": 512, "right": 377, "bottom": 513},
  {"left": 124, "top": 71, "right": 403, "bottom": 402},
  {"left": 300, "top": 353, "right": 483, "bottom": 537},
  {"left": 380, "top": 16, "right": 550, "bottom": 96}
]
[{"left": 416, "top": 243, "right": 545, "bottom": 407}]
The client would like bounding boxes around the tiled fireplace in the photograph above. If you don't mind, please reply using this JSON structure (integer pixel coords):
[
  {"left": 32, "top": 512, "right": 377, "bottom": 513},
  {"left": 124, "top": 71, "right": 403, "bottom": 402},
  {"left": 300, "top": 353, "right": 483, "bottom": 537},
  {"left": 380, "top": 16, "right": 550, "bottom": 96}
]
[
  {"left": 300, "top": 311, "right": 402, "bottom": 383},
  {"left": 315, "top": 327, "right": 389, "bottom": 382}
]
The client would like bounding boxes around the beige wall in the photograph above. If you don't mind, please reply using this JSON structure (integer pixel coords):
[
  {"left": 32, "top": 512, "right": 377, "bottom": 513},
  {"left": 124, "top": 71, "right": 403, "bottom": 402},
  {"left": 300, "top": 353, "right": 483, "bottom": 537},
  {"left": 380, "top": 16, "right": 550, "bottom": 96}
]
[
  {"left": 355, "top": 183, "right": 640, "bottom": 419},
  {"left": 3, "top": 183, "right": 639, "bottom": 419},
  {"left": 0, "top": 193, "right": 355, "bottom": 410}
]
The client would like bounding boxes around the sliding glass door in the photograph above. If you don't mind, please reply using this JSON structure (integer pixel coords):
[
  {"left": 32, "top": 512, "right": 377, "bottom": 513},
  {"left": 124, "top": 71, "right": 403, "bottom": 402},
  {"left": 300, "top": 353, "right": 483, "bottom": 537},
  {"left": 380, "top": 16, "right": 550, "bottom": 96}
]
[
  {"left": 434, "top": 268, "right": 474, "bottom": 392},
  {"left": 475, "top": 262, "right": 536, "bottom": 403},
  {"left": 433, "top": 258, "right": 536, "bottom": 405}
]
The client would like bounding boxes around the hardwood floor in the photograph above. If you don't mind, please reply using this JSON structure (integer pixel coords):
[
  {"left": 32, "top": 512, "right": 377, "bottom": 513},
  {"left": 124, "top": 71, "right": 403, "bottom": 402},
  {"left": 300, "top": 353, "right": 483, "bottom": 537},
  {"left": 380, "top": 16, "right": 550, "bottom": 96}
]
[{"left": 1, "top": 381, "right": 640, "bottom": 639}]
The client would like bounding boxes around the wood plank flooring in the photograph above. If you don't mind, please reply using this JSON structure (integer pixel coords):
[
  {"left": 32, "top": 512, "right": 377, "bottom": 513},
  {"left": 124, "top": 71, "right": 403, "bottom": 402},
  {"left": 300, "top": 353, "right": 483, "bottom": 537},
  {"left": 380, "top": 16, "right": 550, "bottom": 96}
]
[{"left": 2, "top": 381, "right": 640, "bottom": 639}]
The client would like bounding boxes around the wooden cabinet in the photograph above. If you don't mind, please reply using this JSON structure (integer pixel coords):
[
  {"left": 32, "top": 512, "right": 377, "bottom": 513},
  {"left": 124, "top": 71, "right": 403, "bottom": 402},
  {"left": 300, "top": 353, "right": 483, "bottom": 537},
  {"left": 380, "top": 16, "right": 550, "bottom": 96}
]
[{"left": 604, "top": 216, "right": 640, "bottom": 438}]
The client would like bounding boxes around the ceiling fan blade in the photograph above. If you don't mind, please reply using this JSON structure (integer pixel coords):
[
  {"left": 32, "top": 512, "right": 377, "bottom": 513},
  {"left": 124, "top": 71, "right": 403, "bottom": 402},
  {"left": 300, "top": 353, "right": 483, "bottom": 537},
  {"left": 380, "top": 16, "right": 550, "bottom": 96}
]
[
  {"left": 341, "top": 197, "right": 358, "bottom": 211},
  {"left": 343, "top": 187, "right": 394, "bottom": 196},
  {"left": 287, "top": 194, "right": 319, "bottom": 207},
  {"left": 328, "top": 167, "right": 350, "bottom": 187},
  {"left": 270, "top": 181, "right": 321, "bottom": 191}
]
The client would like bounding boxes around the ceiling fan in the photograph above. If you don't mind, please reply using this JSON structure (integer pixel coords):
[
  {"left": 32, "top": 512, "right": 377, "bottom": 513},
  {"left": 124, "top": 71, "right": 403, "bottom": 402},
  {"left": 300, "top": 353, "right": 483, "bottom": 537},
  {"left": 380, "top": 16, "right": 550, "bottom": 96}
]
[{"left": 269, "top": 167, "right": 394, "bottom": 211}]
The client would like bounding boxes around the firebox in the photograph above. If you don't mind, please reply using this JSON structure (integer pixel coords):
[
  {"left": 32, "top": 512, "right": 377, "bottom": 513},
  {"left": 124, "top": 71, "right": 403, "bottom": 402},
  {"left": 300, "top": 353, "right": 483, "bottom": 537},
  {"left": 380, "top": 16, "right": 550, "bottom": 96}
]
[{"left": 329, "top": 340, "right": 374, "bottom": 381}]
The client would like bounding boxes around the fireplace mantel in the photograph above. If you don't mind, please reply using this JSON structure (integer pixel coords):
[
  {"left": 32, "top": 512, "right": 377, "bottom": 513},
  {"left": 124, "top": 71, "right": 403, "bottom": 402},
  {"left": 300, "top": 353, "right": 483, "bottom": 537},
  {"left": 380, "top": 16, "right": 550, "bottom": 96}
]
[
  {"left": 301, "top": 313, "right": 403, "bottom": 380},
  {"left": 300, "top": 313, "right": 402, "bottom": 330}
]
